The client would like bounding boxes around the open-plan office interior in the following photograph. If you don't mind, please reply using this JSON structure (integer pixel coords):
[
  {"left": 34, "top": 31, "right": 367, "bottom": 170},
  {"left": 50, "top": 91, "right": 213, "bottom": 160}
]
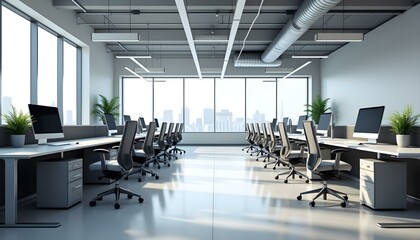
[{"left": 1, "top": 0, "right": 420, "bottom": 239}]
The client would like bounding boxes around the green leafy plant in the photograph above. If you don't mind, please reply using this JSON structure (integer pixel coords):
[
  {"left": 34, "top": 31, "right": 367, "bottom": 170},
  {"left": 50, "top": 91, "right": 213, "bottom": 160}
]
[
  {"left": 92, "top": 94, "right": 119, "bottom": 124},
  {"left": 389, "top": 105, "right": 420, "bottom": 135},
  {"left": 304, "top": 96, "right": 331, "bottom": 124},
  {"left": 2, "top": 106, "right": 32, "bottom": 135}
]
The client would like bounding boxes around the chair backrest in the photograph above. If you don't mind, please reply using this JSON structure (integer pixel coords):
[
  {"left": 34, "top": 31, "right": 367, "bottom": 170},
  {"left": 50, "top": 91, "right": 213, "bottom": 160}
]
[
  {"left": 262, "top": 123, "right": 269, "bottom": 147},
  {"left": 155, "top": 118, "right": 160, "bottom": 128},
  {"left": 137, "top": 117, "right": 144, "bottom": 133},
  {"left": 157, "top": 122, "right": 167, "bottom": 148},
  {"left": 166, "top": 123, "right": 174, "bottom": 144},
  {"left": 267, "top": 122, "right": 278, "bottom": 152},
  {"left": 117, "top": 120, "right": 137, "bottom": 171},
  {"left": 249, "top": 123, "right": 256, "bottom": 142},
  {"left": 178, "top": 123, "right": 184, "bottom": 141},
  {"left": 245, "top": 123, "right": 250, "bottom": 140},
  {"left": 278, "top": 121, "right": 292, "bottom": 158},
  {"left": 303, "top": 120, "right": 322, "bottom": 171},
  {"left": 172, "top": 123, "right": 180, "bottom": 141},
  {"left": 142, "top": 122, "right": 157, "bottom": 157},
  {"left": 254, "top": 123, "right": 261, "bottom": 143}
]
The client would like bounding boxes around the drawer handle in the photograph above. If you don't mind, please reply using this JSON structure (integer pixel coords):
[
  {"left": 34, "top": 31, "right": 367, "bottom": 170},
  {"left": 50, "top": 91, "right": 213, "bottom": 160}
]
[
  {"left": 73, "top": 174, "right": 82, "bottom": 178},
  {"left": 73, "top": 184, "right": 83, "bottom": 189},
  {"left": 73, "top": 164, "right": 81, "bottom": 168}
]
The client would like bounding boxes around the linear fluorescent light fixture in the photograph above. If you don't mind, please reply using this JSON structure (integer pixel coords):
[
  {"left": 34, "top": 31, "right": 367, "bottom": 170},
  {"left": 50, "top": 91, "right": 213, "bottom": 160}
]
[
  {"left": 92, "top": 33, "right": 140, "bottom": 42},
  {"left": 281, "top": 61, "right": 312, "bottom": 80},
  {"left": 115, "top": 55, "right": 151, "bottom": 59},
  {"left": 125, "top": 67, "right": 165, "bottom": 82},
  {"left": 314, "top": 33, "right": 364, "bottom": 42},
  {"left": 175, "top": 0, "right": 202, "bottom": 79},
  {"left": 135, "top": 67, "right": 165, "bottom": 74},
  {"left": 194, "top": 35, "right": 229, "bottom": 43},
  {"left": 265, "top": 68, "right": 294, "bottom": 74},
  {"left": 72, "top": 0, "right": 87, "bottom": 13},
  {"left": 292, "top": 55, "right": 329, "bottom": 59}
]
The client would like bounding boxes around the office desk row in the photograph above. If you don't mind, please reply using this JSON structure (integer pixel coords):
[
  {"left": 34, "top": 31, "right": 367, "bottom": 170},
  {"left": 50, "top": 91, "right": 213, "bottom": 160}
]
[
  {"left": 286, "top": 133, "right": 420, "bottom": 228},
  {"left": 0, "top": 134, "right": 146, "bottom": 228}
]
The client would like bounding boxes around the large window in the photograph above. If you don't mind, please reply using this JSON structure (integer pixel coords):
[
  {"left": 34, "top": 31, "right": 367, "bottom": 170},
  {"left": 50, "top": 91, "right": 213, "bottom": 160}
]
[
  {"left": 246, "top": 78, "right": 276, "bottom": 123},
  {"left": 215, "top": 78, "right": 245, "bottom": 132},
  {"left": 37, "top": 26, "right": 58, "bottom": 106},
  {"left": 122, "top": 77, "right": 153, "bottom": 124},
  {"left": 62, "top": 41, "right": 77, "bottom": 125},
  {"left": 1, "top": 6, "right": 31, "bottom": 116},
  {"left": 184, "top": 78, "right": 214, "bottom": 132},
  {"left": 154, "top": 78, "right": 183, "bottom": 125},
  {"left": 278, "top": 78, "right": 308, "bottom": 124}
]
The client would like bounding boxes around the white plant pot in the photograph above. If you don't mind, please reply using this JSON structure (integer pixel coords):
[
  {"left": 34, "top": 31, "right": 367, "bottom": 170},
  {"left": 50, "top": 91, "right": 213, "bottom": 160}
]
[
  {"left": 11, "top": 135, "right": 25, "bottom": 148},
  {"left": 396, "top": 134, "right": 410, "bottom": 147}
]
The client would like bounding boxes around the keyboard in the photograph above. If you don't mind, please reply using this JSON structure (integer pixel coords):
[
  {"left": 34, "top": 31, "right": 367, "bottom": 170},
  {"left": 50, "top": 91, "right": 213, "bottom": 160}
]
[{"left": 47, "top": 141, "right": 79, "bottom": 146}]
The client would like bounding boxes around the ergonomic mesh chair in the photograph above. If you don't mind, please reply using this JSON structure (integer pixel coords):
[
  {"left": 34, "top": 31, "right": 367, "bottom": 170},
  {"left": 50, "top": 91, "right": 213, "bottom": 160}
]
[
  {"left": 297, "top": 120, "right": 351, "bottom": 207},
  {"left": 89, "top": 121, "right": 144, "bottom": 209}
]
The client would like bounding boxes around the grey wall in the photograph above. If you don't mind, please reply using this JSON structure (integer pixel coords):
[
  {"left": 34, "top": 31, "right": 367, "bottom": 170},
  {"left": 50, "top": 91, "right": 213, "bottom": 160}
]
[
  {"left": 321, "top": 4, "right": 420, "bottom": 126},
  {"left": 8, "top": 0, "right": 115, "bottom": 125}
]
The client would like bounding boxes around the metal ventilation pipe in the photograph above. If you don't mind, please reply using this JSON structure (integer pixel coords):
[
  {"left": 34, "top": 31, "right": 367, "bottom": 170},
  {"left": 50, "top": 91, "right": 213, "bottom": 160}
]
[
  {"left": 261, "top": 0, "right": 341, "bottom": 63},
  {"left": 234, "top": 52, "right": 282, "bottom": 67}
]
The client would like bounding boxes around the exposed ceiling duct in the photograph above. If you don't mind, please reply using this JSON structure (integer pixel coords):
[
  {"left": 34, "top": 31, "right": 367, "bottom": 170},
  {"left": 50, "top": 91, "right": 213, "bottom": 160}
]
[
  {"left": 234, "top": 52, "right": 282, "bottom": 67},
  {"left": 261, "top": 0, "right": 342, "bottom": 63}
]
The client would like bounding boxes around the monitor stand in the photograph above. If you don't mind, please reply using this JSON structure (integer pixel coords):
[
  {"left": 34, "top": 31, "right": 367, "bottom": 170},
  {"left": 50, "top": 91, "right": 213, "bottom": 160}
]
[
  {"left": 38, "top": 139, "right": 48, "bottom": 145},
  {"left": 366, "top": 138, "right": 377, "bottom": 144}
]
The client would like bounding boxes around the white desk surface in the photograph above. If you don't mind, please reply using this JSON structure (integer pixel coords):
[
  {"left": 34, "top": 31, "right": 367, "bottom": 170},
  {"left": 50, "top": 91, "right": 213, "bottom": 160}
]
[{"left": 286, "top": 133, "right": 420, "bottom": 159}]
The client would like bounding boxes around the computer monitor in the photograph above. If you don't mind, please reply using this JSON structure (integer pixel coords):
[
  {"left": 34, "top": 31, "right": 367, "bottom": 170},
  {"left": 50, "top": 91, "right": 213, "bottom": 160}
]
[
  {"left": 123, "top": 115, "right": 131, "bottom": 124},
  {"left": 353, "top": 106, "right": 385, "bottom": 143},
  {"left": 139, "top": 117, "right": 146, "bottom": 129},
  {"left": 104, "top": 113, "right": 118, "bottom": 136},
  {"left": 28, "top": 104, "right": 64, "bottom": 145},
  {"left": 317, "top": 113, "right": 333, "bottom": 137},
  {"left": 296, "top": 115, "right": 308, "bottom": 133},
  {"left": 282, "top": 117, "right": 289, "bottom": 132},
  {"left": 155, "top": 118, "right": 159, "bottom": 128}
]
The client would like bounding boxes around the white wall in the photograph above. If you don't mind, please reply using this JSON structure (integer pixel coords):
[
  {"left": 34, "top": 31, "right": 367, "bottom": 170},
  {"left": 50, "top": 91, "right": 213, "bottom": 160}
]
[
  {"left": 8, "top": 0, "right": 115, "bottom": 124},
  {"left": 321, "top": 4, "right": 420, "bottom": 126}
]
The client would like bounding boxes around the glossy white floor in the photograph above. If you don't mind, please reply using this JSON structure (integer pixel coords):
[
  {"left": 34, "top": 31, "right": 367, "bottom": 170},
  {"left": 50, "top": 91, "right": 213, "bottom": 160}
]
[{"left": 1, "top": 146, "right": 420, "bottom": 240}]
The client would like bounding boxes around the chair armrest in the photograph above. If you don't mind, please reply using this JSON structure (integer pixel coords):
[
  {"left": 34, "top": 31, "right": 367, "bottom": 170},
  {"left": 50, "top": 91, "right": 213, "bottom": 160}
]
[
  {"left": 93, "top": 148, "right": 110, "bottom": 153},
  {"left": 331, "top": 148, "right": 347, "bottom": 154},
  {"left": 111, "top": 145, "right": 119, "bottom": 149}
]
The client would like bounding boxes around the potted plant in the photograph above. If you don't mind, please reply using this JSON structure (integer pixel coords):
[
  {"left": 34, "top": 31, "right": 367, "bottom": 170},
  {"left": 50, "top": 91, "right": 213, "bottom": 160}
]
[
  {"left": 2, "top": 106, "right": 32, "bottom": 147},
  {"left": 304, "top": 95, "right": 331, "bottom": 124},
  {"left": 92, "top": 94, "right": 120, "bottom": 124},
  {"left": 389, "top": 105, "right": 420, "bottom": 147}
]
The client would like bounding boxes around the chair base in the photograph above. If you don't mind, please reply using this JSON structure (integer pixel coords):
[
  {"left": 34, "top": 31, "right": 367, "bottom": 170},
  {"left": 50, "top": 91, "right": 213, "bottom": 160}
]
[
  {"left": 89, "top": 180, "right": 144, "bottom": 209},
  {"left": 169, "top": 146, "right": 186, "bottom": 154},
  {"left": 297, "top": 181, "right": 348, "bottom": 207},
  {"left": 275, "top": 167, "right": 309, "bottom": 183},
  {"left": 126, "top": 165, "right": 159, "bottom": 182}
]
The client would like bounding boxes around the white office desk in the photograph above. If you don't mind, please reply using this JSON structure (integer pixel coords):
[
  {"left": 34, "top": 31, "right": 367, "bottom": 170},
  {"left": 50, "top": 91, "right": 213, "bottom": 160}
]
[{"left": 0, "top": 134, "right": 146, "bottom": 228}]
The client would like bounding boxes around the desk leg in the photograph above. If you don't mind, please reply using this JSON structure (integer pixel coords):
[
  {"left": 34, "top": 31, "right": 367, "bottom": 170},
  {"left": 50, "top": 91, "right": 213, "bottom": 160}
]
[{"left": 0, "top": 159, "right": 60, "bottom": 228}]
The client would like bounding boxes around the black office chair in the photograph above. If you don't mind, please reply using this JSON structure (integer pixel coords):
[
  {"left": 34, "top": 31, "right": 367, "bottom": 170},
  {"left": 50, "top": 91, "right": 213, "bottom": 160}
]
[
  {"left": 275, "top": 121, "right": 309, "bottom": 183},
  {"left": 242, "top": 123, "right": 255, "bottom": 152},
  {"left": 170, "top": 122, "right": 186, "bottom": 155},
  {"left": 126, "top": 122, "right": 159, "bottom": 181},
  {"left": 297, "top": 120, "right": 351, "bottom": 207},
  {"left": 89, "top": 121, "right": 144, "bottom": 209}
]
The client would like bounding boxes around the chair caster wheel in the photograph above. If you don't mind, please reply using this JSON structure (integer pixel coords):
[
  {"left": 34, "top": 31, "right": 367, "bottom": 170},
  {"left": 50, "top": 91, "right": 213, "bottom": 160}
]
[
  {"left": 309, "top": 201, "right": 315, "bottom": 207},
  {"left": 138, "top": 178, "right": 142, "bottom": 182},
  {"left": 155, "top": 175, "right": 159, "bottom": 180},
  {"left": 275, "top": 176, "right": 279, "bottom": 180},
  {"left": 167, "top": 164, "right": 171, "bottom": 167},
  {"left": 89, "top": 201, "right": 96, "bottom": 207},
  {"left": 157, "top": 166, "right": 161, "bottom": 169},
  {"left": 341, "top": 202, "right": 346, "bottom": 208},
  {"left": 139, "top": 197, "right": 144, "bottom": 203},
  {"left": 299, "top": 175, "right": 303, "bottom": 179},
  {"left": 124, "top": 176, "right": 128, "bottom": 180},
  {"left": 344, "top": 196, "right": 348, "bottom": 201},
  {"left": 256, "top": 159, "right": 258, "bottom": 161},
  {"left": 305, "top": 180, "right": 310, "bottom": 183},
  {"left": 273, "top": 167, "right": 276, "bottom": 170},
  {"left": 127, "top": 194, "right": 133, "bottom": 199},
  {"left": 142, "top": 172, "right": 146, "bottom": 176},
  {"left": 264, "top": 165, "right": 267, "bottom": 169},
  {"left": 114, "top": 203, "right": 120, "bottom": 209},
  {"left": 297, "top": 195, "right": 302, "bottom": 201},
  {"left": 284, "top": 180, "right": 288, "bottom": 183}
]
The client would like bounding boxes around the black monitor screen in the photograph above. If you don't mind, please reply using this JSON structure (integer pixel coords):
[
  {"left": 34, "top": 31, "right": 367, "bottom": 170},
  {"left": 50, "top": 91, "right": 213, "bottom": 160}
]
[
  {"left": 104, "top": 113, "right": 117, "bottom": 131},
  {"left": 271, "top": 118, "right": 277, "bottom": 130},
  {"left": 296, "top": 115, "right": 308, "bottom": 131},
  {"left": 155, "top": 118, "right": 159, "bottom": 128},
  {"left": 354, "top": 106, "right": 385, "bottom": 135},
  {"left": 28, "top": 104, "right": 63, "bottom": 134},
  {"left": 317, "top": 113, "right": 332, "bottom": 131},
  {"left": 123, "top": 115, "right": 131, "bottom": 123}
]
